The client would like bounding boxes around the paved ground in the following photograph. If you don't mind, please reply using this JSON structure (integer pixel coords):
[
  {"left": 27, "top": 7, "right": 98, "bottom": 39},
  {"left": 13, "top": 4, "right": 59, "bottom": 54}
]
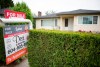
[
  {"left": 1, "top": 58, "right": 29, "bottom": 67},
  {"left": 14, "top": 58, "right": 29, "bottom": 67}
]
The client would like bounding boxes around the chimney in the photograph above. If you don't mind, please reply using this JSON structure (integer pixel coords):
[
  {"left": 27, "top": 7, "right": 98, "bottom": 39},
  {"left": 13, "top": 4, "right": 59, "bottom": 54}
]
[{"left": 38, "top": 11, "right": 42, "bottom": 17}]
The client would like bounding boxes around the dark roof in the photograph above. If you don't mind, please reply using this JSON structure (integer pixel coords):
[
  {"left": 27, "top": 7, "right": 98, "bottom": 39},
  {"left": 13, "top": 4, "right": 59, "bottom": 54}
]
[
  {"left": 57, "top": 9, "right": 100, "bottom": 15},
  {"left": 34, "top": 14, "right": 59, "bottom": 19},
  {"left": 35, "top": 9, "right": 100, "bottom": 19},
  {"left": 0, "top": 8, "right": 9, "bottom": 14}
]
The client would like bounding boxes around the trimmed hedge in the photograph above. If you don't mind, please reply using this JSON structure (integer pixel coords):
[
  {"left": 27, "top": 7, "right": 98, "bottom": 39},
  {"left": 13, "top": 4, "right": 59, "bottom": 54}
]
[
  {"left": 0, "top": 27, "right": 5, "bottom": 62},
  {"left": 28, "top": 30, "right": 100, "bottom": 67}
]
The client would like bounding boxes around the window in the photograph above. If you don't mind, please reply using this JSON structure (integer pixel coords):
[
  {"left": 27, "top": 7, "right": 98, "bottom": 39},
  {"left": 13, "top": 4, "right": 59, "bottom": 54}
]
[
  {"left": 41, "top": 19, "right": 57, "bottom": 27},
  {"left": 83, "top": 16, "right": 92, "bottom": 24},
  {"left": 78, "top": 16, "right": 98, "bottom": 24},
  {"left": 93, "top": 16, "right": 98, "bottom": 24},
  {"left": 41, "top": 19, "right": 54, "bottom": 26}
]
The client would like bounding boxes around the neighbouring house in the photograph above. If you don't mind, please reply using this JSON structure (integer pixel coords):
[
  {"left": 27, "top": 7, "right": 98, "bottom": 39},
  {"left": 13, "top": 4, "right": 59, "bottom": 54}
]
[
  {"left": 0, "top": 8, "right": 9, "bottom": 18},
  {"left": 34, "top": 9, "right": 100, "bottom": 32},
  {"left": 0, "top": 9, "right": 5, "bottom": 18}
]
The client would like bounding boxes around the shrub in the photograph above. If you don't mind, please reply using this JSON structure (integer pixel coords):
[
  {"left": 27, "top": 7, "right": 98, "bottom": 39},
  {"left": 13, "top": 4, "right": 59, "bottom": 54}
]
[
  {"left": 10, "top": 2, "right": 35, "bottom": 28},
  {"left": 0, "top": 27, "right": 5, "bottom": 62},
  {"left": 28, "top": 30, "right": 100, "bottom": 67}
]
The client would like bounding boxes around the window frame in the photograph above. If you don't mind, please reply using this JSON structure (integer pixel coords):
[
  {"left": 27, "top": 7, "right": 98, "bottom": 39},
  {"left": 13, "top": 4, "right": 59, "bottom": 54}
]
[
  {"left": 78, "top": 15, "right": 98, "bottom": 24},
  {"left": 41, "top": 19, "right": 57, "bottom": 27},
  {"left": 93, "top": 16, "right": 98, "bottom": 24}
]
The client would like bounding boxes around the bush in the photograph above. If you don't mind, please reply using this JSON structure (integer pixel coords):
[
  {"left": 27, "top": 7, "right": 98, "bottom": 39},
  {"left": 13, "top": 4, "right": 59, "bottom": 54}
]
[
  {"left": 0, "top": 27, "right": 5, "bottom": 62},
  {"left": 28, "top": 30, "right": 100, "bottom": 67}
]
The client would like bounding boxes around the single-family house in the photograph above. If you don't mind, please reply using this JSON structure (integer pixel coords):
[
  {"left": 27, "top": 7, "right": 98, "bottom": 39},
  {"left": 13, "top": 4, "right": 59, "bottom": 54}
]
[
  {"left": 0, "top": 8, "right": 9, "bottom": 18},
  {"left": 34, "top": 9, "right": 100, "bottom": 32}
]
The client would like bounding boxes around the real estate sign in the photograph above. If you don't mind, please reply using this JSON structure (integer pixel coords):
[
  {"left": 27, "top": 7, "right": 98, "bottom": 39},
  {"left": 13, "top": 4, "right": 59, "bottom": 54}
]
[
  {"left": 4, "top": 10, "right": 26, "bottom": 19},
  {"left": 3, "top": 25, "right": 29, "bottom": 64}
]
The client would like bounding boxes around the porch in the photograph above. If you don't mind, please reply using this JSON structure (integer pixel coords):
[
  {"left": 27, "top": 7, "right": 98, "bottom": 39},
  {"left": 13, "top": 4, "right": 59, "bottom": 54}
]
[{"left": 58, "top": 15, "right": 74, "bottom": 31}]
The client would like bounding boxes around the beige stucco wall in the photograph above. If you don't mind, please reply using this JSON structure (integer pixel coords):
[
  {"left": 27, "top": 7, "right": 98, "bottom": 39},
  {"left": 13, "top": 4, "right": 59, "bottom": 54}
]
[
  {"left": 36, "top": 17, "right": 74, "bottom": 31},
  {"left": 68, "top": 18, "right": 74, "bottom": 31},
  {"left": 59, "top": 16, "right": 64, "bottom": 30},
  {"left": 59, "top": 17, "right": 74, "bottom": 31},
  {"left": 36, "top": 19, "right": 41, "bottom": 29},
  {"left": 73, "top": 15, "right": 100, "bottom": 32},
  {"left": 36, "top": 15, "right": 100, "bottom": 32}
]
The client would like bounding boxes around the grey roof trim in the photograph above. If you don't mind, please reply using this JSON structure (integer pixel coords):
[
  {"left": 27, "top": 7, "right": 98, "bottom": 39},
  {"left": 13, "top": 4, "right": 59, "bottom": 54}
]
[
  {"left": 34, "top": 14, "right": 60, "bottom": 19},
  {"left": 57, "top": 9, "right": 100, "bottom": 15},
  {"left": 34, "top": 16, "right": 59, "bottom": 19},
  {"left": 34, "top": 9, "right": 100, "bottom": 19}
]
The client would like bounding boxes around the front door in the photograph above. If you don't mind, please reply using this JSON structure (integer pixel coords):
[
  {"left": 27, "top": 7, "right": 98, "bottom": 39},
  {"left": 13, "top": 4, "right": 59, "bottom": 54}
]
[
  {"left": 65, "top": 19, "right": 68, "bottom": 27},
  {"left": 64, "top": 19, "right": 68, "bottom": 30}
]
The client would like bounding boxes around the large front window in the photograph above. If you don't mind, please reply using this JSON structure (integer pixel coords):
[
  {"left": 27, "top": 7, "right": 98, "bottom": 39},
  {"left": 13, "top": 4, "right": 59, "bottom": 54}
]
[
  {"left": 41, "top": 19, "right": 57, "bottom": 27},
  {"left": 78, "top": 16, "right": 98, "bottom": 24}
]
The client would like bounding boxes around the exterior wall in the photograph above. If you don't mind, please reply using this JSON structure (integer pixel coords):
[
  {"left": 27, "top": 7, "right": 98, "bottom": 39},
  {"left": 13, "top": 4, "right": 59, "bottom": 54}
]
[
  {"left": 36, "top": 17, "right": 74, "bottom": 31},
  {"left": 59, "top": 16, "right": 64, "bottom": 30},
  {"left": 59, "top": 17, "right": 74, "bottom": 31},
  {"left": 36, "top": 19, "right": 41, "bottom": 29},
  {"left": 68, "top": 18, "right": 73, "bottom": 31},
  {"left": 36, "top": 15, "right": 100, "bottom": 32},
  {"left": 73, "top": 15, "right": 100, "bottom": 32}
]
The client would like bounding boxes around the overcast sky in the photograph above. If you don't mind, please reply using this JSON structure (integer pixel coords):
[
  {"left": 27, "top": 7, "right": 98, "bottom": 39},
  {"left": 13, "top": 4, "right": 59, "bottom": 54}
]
[{"left": 13, "top": 0, "right": 100, "bottom": 15}]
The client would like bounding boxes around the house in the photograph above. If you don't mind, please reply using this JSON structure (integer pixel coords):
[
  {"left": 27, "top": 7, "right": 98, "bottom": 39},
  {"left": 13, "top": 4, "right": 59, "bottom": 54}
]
[
  {"left": 0, "top": 8, "right": 5, "bottom": 18},
  {"left": 0, "top": 8, "right": 9, "bottom": 18},
  {"left": 34, "top": 9, "right": 100, "bottom": 32}
]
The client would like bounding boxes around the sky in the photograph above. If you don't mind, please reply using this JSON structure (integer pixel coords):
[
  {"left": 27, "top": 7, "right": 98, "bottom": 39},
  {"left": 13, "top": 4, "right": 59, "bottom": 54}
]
[{"left": 13, "top": 0, "right": 100, "bottom": 15}]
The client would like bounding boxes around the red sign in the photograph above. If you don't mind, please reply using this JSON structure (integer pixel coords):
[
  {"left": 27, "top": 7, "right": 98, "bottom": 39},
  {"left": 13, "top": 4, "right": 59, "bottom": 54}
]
[
  {"left": 4, "top": 10, "right": 26, "bottom": 19},
  {"left": 6, "top": 48, "right": 28, "bottom": 64}
]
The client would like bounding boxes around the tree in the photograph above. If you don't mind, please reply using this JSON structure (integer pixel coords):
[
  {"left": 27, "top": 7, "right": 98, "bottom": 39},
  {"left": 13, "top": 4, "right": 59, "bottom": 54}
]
[
  {"left": 10, "top": 2, "right": 35, "bottom": 28},
  {"left": 45, "top": 10, "right": 55, "bottom": 15},
  {"left": 0, "top": 0, "right": 14, "bottom": 9}
]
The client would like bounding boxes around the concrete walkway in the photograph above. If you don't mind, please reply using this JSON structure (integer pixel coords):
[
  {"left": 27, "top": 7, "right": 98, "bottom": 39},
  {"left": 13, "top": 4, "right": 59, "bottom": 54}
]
[
  {"left": 14, "top": 58, "right": 29, "bottom": 67},
  {"left": 1, "top": 58, "right": 29, "bottom": 67}
]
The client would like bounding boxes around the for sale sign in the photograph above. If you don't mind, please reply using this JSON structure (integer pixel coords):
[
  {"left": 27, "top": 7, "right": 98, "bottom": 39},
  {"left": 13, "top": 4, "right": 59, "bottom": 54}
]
[
  {"left": 4, "top": 10, "right": 26, "bottom": 19},
  {"left": 3, "top": 25, "right": 29, "bottom": 65}
]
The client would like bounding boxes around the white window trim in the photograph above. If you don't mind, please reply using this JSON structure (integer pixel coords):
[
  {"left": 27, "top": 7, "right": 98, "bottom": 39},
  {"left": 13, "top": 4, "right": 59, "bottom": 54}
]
[
  {"left": 41, "top": 19, "right": 57, "bottom": 27},
  {"left": 78, "top": 15, "right": 99, "bottom": 25}
]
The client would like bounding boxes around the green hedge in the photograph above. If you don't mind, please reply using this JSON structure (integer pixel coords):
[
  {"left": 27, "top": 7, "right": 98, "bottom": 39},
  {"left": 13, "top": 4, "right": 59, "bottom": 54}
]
[
  {"left": 28, "top": 30, "right": 100, "bottom": 67},
  {"left": 0, "top": 27, "right": 5, "bottom": 62}
]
